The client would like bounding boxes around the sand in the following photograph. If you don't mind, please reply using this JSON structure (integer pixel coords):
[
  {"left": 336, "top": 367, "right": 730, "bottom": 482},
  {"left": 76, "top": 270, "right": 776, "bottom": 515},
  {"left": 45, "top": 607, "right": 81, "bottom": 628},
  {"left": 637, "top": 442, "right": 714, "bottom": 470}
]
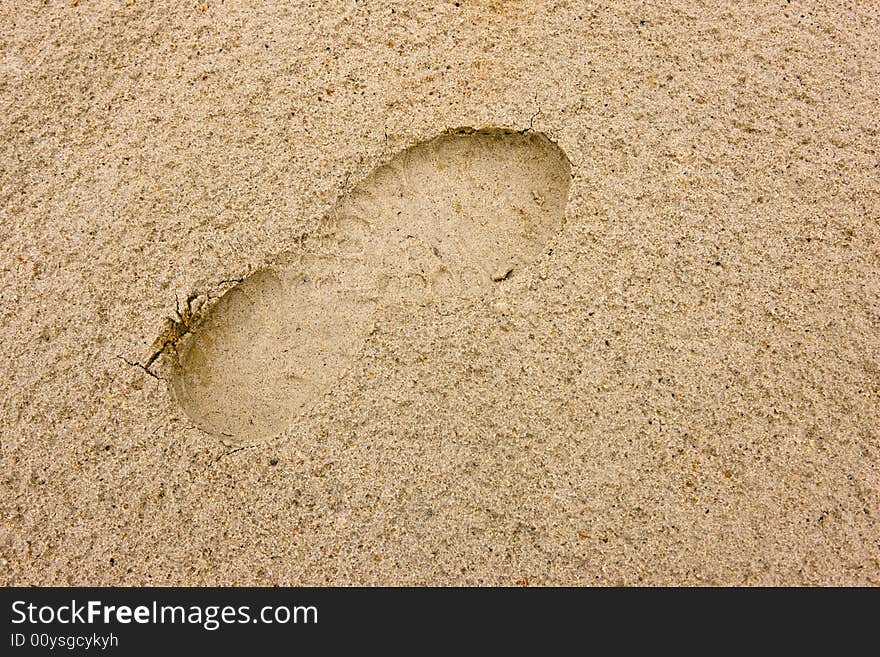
[{"left": 1, "top": 1, "right": 878, "bottom": 586}]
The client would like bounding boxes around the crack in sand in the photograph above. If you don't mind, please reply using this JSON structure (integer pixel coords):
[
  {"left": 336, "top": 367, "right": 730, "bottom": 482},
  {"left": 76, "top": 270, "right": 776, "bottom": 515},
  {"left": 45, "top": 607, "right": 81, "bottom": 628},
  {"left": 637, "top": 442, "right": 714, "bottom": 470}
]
[{"left": 116, "top": 355, "right": 163, "bottom": 382}]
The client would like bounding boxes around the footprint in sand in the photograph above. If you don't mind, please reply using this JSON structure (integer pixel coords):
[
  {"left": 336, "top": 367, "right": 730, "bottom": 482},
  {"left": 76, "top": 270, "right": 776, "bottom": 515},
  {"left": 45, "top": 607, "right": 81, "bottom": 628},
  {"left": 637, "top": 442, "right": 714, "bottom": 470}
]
[{"left": 167, "top": 128, "right": 572, "bottom": 441}]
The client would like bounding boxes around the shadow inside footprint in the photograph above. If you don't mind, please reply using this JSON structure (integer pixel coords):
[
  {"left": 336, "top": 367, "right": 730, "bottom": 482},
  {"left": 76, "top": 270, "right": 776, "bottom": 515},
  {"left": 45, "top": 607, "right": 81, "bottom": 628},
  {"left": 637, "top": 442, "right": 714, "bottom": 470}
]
[{"left": 170, "top": 128, "right": 572, "bottom": 441}]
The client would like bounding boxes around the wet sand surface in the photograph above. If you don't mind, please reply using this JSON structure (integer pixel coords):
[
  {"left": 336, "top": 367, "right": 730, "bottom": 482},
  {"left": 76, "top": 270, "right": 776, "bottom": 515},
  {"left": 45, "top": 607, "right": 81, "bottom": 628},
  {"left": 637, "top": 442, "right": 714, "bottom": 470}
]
[{"left": 1, "top": 1, "right": 878, "bottom": 585}]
